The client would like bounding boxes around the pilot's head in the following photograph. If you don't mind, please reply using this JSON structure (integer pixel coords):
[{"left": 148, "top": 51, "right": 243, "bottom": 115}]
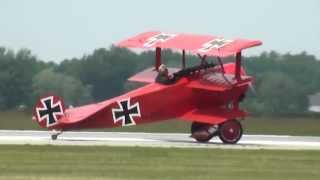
[{"left": 158, "top": 64, "right": 168, "bottom": 75}]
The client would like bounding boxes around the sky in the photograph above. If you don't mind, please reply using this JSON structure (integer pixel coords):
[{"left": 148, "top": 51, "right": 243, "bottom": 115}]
[{"left": 0, "top": 0, "right": 319, "bottom": 62}]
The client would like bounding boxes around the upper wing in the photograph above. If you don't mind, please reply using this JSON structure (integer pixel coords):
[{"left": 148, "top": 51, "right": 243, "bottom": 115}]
[{"left": 118, "top": 31, "right": 262, "bottom": 57}]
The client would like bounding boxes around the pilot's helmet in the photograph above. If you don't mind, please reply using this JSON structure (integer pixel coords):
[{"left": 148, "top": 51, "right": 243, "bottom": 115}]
[{"left": 159, "top": 64, "right": 167, "bottom": 72}]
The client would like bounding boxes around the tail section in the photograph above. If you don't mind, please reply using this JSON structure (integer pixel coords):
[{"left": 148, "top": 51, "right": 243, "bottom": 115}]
[{"left": 33, "top": 94, "right": 65, "bottom": 129}]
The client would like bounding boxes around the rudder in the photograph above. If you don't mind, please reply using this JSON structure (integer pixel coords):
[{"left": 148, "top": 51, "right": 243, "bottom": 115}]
[{"left": 33, "top": 94, "right": 65, "bottom": 129}]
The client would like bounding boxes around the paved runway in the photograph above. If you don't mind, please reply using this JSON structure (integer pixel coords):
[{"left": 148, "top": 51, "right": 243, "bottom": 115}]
[{"left": 0, "top": 130, "right": 320, "bottom": 150}]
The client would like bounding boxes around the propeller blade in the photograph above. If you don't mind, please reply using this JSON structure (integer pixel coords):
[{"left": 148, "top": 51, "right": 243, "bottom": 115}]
[{"left": 249, "top": 83, "right": 256, "bottom": 95}]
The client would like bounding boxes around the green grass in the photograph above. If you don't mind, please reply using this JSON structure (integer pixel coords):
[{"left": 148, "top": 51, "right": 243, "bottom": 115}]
[
  {"left": 0, "top": 111, "right": 42, "bottom": 130},
  {"left": 0, "top": 145, "right": 319, "bottom": 180},
  {"left": 1, "top": 111, "right": 320, "bottom": 136},
  {"left": 243, "top": 117, "right": 320, "bottom": 136}
]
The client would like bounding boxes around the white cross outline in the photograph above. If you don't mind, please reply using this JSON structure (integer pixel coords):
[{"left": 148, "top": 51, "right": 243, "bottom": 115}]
[
  {"left": 143, "top": 33, "right": 176, "bottom": 47},
  {"left": 198, "top": 38, "right": 233, "bottom": 52},
  {"left": 36, "top": 96, "right": 64, "bottom": 127},
  {"left": 112, "top": 98, "right": 141, "bottom": 126}
]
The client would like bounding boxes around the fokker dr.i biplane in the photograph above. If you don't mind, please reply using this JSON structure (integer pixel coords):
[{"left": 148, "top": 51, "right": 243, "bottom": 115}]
[{"left": 33, "top": 31, "right": 262, "bottom": 144}]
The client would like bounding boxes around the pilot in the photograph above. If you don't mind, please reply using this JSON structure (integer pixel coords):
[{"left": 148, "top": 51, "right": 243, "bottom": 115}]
[{"left": 155, "top": 64, "right": 176, "bottom": 85}]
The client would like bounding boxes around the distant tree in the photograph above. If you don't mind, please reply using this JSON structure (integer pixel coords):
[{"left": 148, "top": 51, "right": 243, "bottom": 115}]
[
  {"left": 32, "top": 69, "right": 93, "bottom": 106},
  {"left": 1, "top": 44, "right": 319, "bottom": 117},
  {"left": 0, "top": 47, "right": 47, "bottom": 110},
  {"left": 244, "top": 71, "right": 309, "bottom": 115},
  {"left": 243, "top": 51, "right": 320, "bottom": 114},
  {"left": 57, "top": 46, "right": 139, "bottom": 101}
]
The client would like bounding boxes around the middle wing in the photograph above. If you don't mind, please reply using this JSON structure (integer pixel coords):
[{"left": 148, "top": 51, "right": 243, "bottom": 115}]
[
  {"left": 187, "top": 63, "right": 252, "bottom": 91},
  {"left": 128, "top": 67, "right": 180, "bottom": 83}
]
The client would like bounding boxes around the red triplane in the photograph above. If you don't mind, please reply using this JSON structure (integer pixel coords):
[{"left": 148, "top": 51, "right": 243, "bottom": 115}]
[{"left": 33, "top": 31, "right": 262, "bottom": 144}]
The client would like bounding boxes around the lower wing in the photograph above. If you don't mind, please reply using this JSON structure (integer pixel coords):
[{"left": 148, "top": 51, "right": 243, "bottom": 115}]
[{"left": 180, "top": 107, "right": 247, "bottom": 125}]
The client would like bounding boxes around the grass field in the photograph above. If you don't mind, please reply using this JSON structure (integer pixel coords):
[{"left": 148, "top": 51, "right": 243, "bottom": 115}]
[
  {"left": 0, "top": 145, "right": 319, "bottom": 180},
  {"left": 1, "top": 111, "right": 320, "bottom": 136},
  {"left": 1, "top": 112, "right": 320, "bottom": 180}
]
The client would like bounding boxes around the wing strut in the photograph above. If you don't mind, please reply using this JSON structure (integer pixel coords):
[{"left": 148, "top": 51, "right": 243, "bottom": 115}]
[
  {"left": 197, "top": 54, "right": 207, "bottom": 65},
  {"left": 182, "top": 49, "right": 186, "bottom": 69},
  {"left": 235, "top": 51, "right": 242, "bottom": 81},
  {"left": 155, "top": 47, "right": 161, "bottom": 70},
  {"left": 217, "top": 57, "right": 225, "bottom": 74}
]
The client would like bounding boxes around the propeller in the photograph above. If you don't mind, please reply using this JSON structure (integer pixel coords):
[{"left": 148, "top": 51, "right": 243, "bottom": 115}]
[{"left": 248, "top": 82, "right": 256, "bottom": 96}]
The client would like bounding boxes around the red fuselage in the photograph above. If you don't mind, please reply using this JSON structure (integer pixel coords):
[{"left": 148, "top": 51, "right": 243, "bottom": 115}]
[{"left": 61, "top": 67, "right": 250, "bottom": 130}]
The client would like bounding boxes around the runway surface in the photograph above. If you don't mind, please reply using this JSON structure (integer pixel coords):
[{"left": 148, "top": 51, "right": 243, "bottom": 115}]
[{"left": 0, "top": 130, "right": 320, "bottom": 150}]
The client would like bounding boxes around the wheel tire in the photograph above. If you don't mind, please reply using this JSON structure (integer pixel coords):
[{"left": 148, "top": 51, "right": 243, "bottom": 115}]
[
  {"left": 191, "top": 122, "right": 215, "bottom": 143},
  {"left": 51, "top": 134, "right": 58, "bottom": 140},
  {"left": 218, "top": 120, "right": 243, "bottom": 144}
]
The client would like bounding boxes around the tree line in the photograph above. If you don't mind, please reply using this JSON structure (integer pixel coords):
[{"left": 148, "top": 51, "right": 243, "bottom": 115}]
[{"left": 0, "top": 46, "right": 319, "bottom": 115}]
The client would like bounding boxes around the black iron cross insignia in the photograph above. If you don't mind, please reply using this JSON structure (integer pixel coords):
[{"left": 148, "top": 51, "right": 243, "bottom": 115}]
[
  {"left": 36, "top": 96, "right": 63, "bottom": 127},
  {"left": 112, "top": 98, "right": 141, "bottom": 126},
  {"left": 143, "top": 33, "right": 176, "bottom": 47},
  {"left": 198, "top": 38, "right": 233, "bottom": 52}
]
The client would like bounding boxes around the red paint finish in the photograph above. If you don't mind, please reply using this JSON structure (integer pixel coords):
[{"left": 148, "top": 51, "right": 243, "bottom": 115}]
[
  {"left": 33, "top": 94, "right": 65, "bottom": 129},
  {"left": 118, "top": 31, "right": 262, "bottom": 57},
  {"left": 33, "top": 31, "right": 262, "bottom": 142},
  {"left": 33, "top": 63, "right": 251, "bottom": 131},
  {"left": 128, "top": 67, "right": 180, "bottom": 83}
]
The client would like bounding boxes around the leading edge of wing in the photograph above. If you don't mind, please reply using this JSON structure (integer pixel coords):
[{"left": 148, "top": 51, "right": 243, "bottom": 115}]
[{"left": 117, "top": 31, "right": 262, "bottom": 57}]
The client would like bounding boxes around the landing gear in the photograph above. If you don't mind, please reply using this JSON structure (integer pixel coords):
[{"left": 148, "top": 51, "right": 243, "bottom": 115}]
[
  {"left": 191, "top": 122, "right": 218, "bottom": 143},
  {"left": 50, "top": 130, "right": 62, "bottom": 140},
  {"left": 218, "top": 120, "right": 243, "bottom": 144},
  {"left": 190, "top": 120, "right": 243, "bottom": 144}
]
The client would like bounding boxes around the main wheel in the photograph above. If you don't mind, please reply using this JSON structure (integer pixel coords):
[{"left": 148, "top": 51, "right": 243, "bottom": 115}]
[
  {"left": 191, "top": 122, "right": 216, "bottom": 143},
  {"left": 218, "top": 120, "right": 243, "bottom": 144}
]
